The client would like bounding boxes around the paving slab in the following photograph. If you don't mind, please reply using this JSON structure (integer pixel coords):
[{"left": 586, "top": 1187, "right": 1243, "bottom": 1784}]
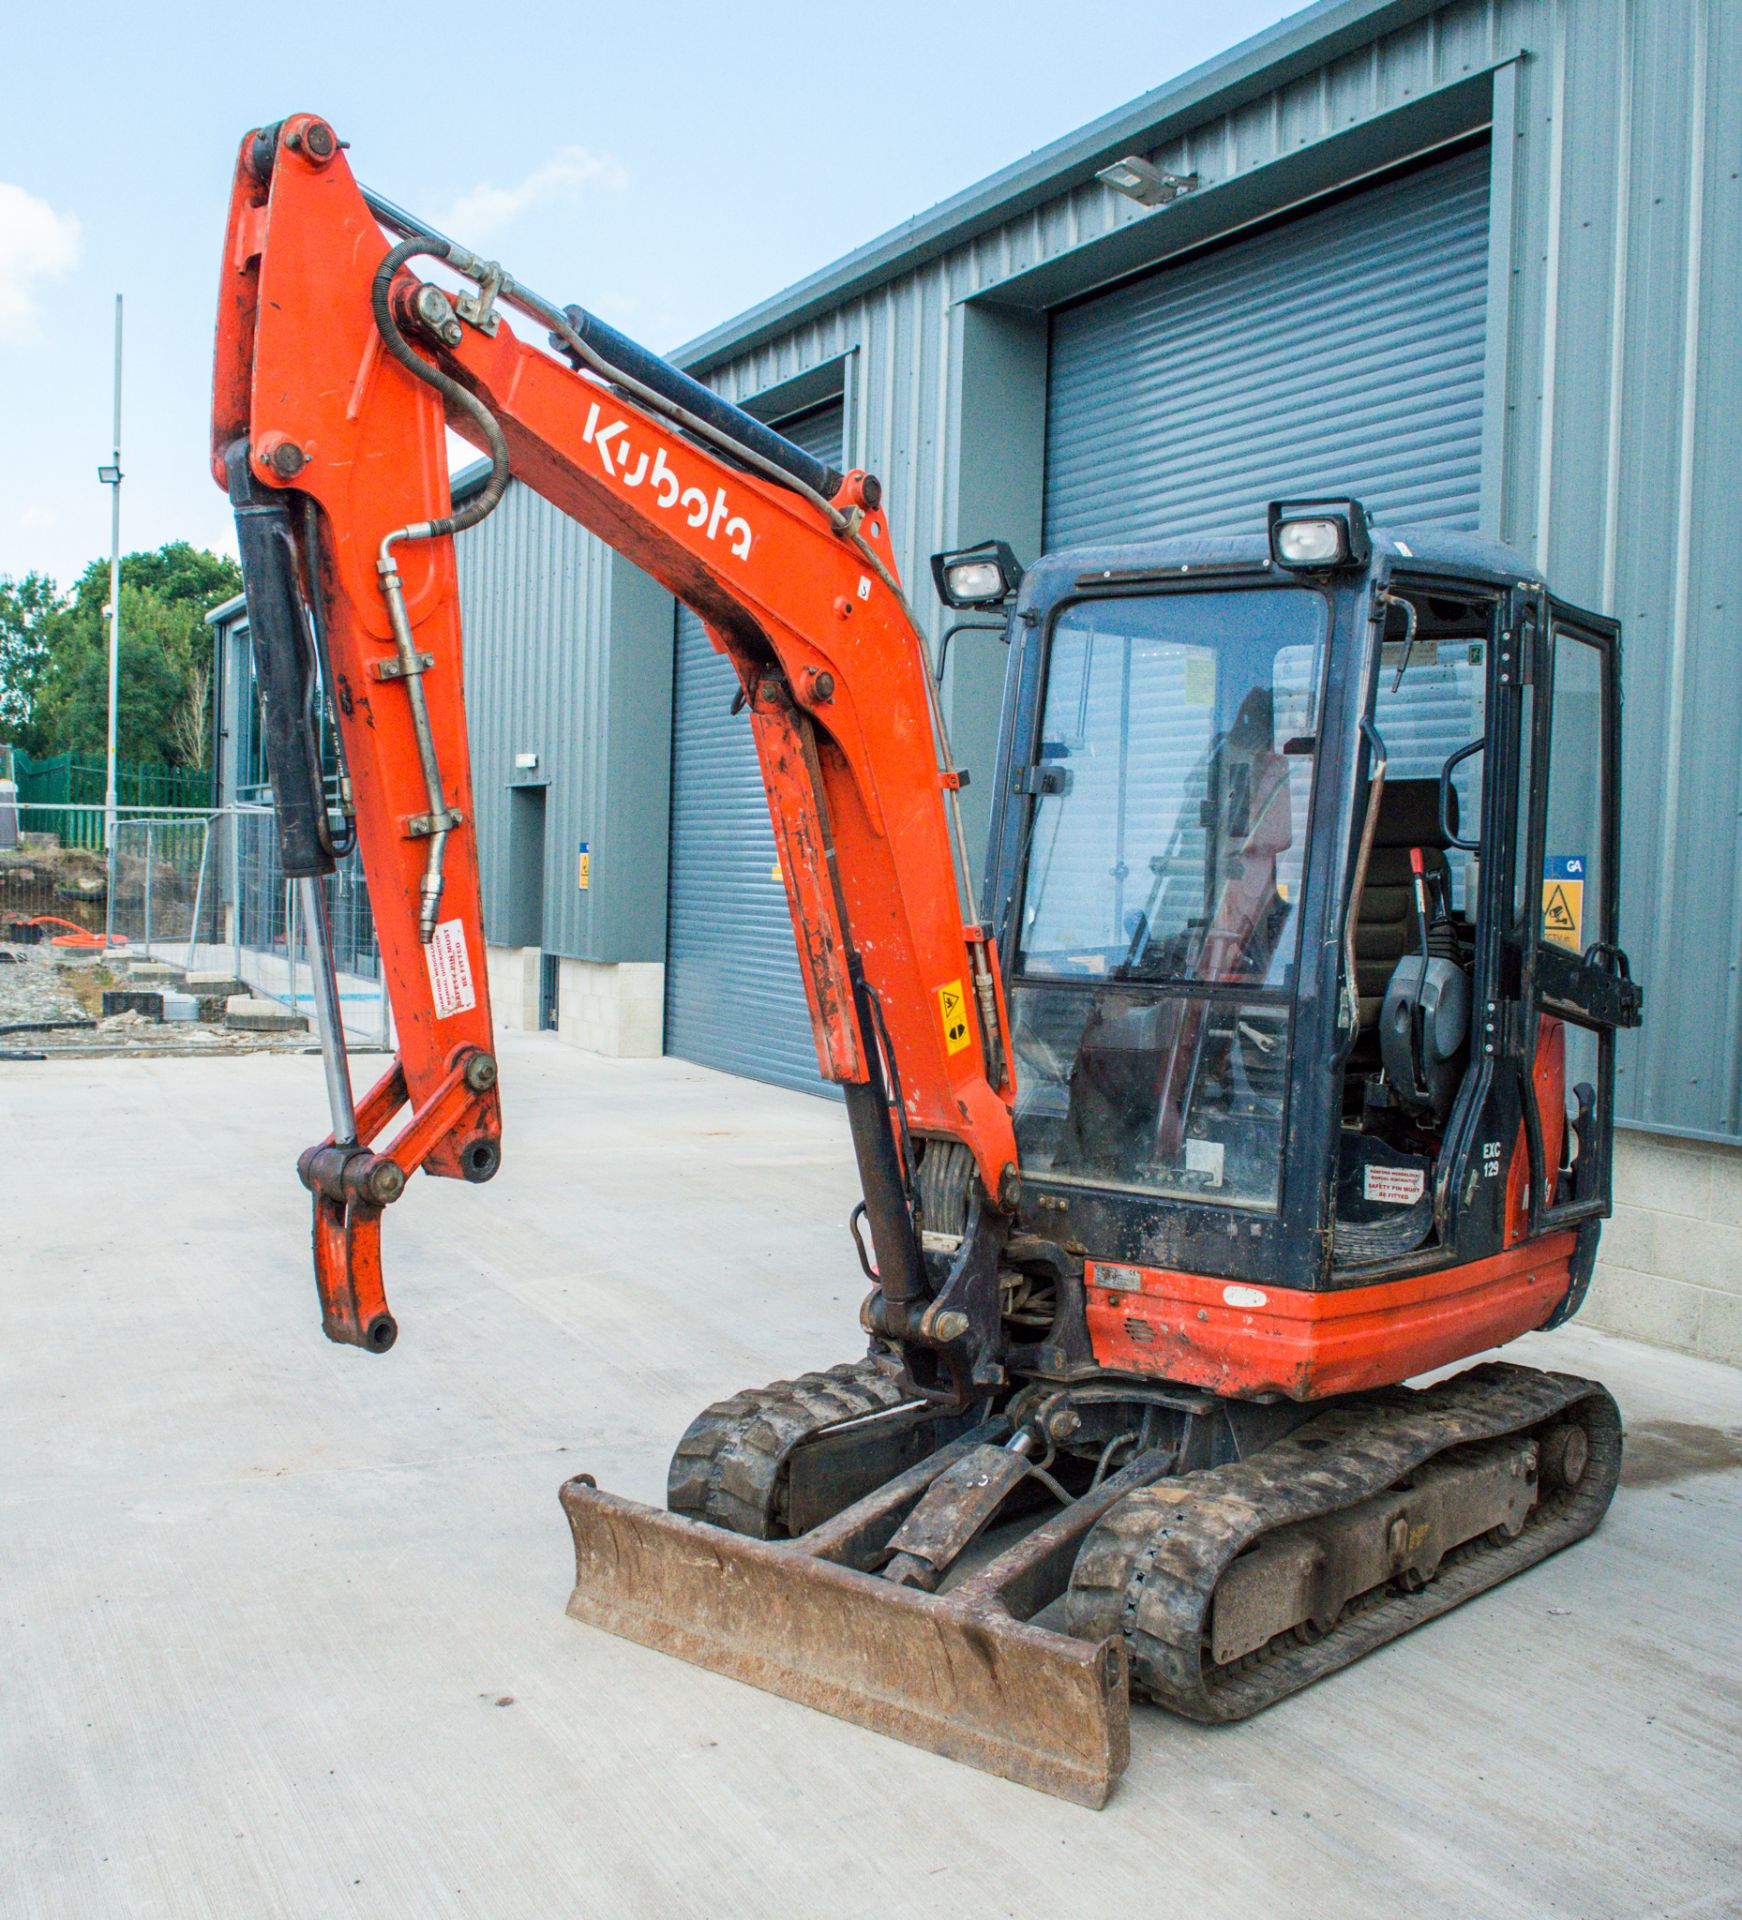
[
  {"left": 3, "top": 1037, "right": 1740, "bottom": 1920},
  {"left": 224, "top": 992, "right": 308, "bottom": 1033}
]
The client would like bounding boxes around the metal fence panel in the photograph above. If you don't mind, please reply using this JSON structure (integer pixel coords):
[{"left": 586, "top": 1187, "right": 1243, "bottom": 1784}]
[{"left": 3, "top": 803, "right": 389, "bottom": 1046}]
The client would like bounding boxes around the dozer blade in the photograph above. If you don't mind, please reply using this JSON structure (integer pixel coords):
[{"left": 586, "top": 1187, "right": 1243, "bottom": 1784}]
[{"left": 559, "top": 1479, "right": 1131, "bottom": 1807}]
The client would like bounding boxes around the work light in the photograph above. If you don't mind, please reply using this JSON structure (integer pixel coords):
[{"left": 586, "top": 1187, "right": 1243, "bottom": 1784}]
[
  {"left": 1095, "top": 156, "right": 1199, "bottom": 208},
  {"left": 1267, "top": 498, "right": 1371, "bottom": 570},
  {"left": 930, "top": 540, "right": 1024, "bottom": 609}
]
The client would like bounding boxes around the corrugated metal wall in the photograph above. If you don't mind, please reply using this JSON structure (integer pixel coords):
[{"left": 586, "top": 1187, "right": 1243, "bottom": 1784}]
[
  {"left": 457, "top": 0, "right": 1741, "bottom": 1142},
  {"left": 1044, "top": 143, "right": 1491, "bottom": 544},
  {"left": 664, "top": 403, "right": 845, "bottom": 1092},
  {"left": 456, "top": 483, "right": 615, "bottom": 962}
]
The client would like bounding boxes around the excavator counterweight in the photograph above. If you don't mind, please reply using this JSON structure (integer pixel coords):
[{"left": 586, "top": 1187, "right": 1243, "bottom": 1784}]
[{"left": 215, "top": 117, "right": 1642, "bottom": 1803}]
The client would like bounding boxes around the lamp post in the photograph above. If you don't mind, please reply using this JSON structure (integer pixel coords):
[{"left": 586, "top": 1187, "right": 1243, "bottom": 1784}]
[{"left": 97, "top": 293, "right": 123, "bottom": 950}]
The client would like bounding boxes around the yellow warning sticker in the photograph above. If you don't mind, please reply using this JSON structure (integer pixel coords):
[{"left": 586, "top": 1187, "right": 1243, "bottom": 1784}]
[
  {"left": 1541, "top": 856, "right": 1585, "bottom": 951},
  {"left": 577, "top": 840, "right": 590, "bottom": 891},
  {"left": 1183, "top": 655, "right": 1216, "bottom": 706},
  {"left": 937, "top": 978, "right": 971, "bottom": 1055}
]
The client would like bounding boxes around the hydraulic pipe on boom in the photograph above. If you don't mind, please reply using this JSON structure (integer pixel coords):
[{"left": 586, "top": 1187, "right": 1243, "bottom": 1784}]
[{"left": 212, "top": 114, "right": 1018, "bottom": 1395}]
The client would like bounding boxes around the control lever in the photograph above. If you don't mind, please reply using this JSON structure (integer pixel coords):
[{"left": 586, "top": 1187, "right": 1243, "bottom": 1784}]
[
  {"left": 1569, "top": 1081, "right": 1598, "bottom": 1204},
  {"left": 1407, "top": 847, "right": 1432, "bottom": 1102}
]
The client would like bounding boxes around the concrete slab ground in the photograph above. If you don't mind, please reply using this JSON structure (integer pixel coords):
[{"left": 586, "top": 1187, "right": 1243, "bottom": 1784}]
[{"left": 5, "top": 1035, "right": 1740, "bottom": 1920}]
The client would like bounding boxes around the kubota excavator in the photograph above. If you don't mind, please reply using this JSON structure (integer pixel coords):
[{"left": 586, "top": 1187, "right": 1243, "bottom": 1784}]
[{"left": 213, "top": 115, "right": 1644, "bottom": 1805}]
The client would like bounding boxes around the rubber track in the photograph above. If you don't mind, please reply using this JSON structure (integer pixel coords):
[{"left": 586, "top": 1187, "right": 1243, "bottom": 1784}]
[
  {"left": 1067, "top": 1362, "right": 1622, "bottom": 1722},
  {"left": 666, "top": 1356, "right": 910, "bottom": 1538}
]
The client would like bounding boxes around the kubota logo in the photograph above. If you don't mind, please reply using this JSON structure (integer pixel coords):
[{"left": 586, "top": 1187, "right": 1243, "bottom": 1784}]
[{"left": 582, "top": 401, "right": 754, "bottom": 560}]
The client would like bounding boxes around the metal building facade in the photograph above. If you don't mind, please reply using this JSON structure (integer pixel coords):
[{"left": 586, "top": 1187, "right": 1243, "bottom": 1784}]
[
  {"left": 664, "top": 402, "right": 844, "bottom": 1091},
  {"left": 1042, "top": 143, "right": 1492, "bottom": 543},
  {"left": 455, "top": 0, "right": 1741, "bottom": 1146}
]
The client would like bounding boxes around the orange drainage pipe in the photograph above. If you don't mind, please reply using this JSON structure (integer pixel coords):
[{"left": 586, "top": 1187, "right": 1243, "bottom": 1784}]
[{"left": 21, "top": 916, "right": 131, "bottom": 951}]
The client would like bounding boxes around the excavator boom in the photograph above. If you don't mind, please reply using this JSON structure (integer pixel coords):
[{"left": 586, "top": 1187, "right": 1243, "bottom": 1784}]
[{"left": 214, "top": 115, "right": 1015, "bottom": 1367}]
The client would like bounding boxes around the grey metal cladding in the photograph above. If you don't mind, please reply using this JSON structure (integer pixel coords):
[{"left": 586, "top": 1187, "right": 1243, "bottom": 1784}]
[
  {"left": 663, "top": 403, "right": 846, "bottom": 1094},
  {"left": 454, "top": 0, "right": 1740, "bottom": 1141},
  {"left": 455, "top": 481, "right": 608, "bottom": 962},
  {"left": 686, "top": 2, "right": 1742, "bottom": 1144},
  {"left": 1044, "top": 144, "right": 1490, "bottom": 546}
]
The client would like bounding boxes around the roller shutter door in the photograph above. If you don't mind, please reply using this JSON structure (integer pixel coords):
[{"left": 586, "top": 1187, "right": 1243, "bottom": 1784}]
[
  {"left": 664, "top": 402, "right": 845, "bottom": 1092},
  {"left": 1044, "top": 143, "right": 1491, "bottom": 547}
]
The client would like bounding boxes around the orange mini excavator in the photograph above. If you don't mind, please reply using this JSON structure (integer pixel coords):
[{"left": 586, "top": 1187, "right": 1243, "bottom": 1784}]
[{"left": 213, "top": 116, "right": 1643, "bottom": 1805}]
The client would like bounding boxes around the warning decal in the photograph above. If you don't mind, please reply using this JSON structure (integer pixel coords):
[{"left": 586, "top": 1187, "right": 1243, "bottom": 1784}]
[
  {"left": 426, "top": 918, "right": 477, "bottom": 1020},
  {"left": 1363, "top": 1163, "right": 1426, "bottom": 1206},
  {"left": 1542, "top": 855, "right": 1585, "bottom": 952},
  {"left": 937, "top": 978, "right": 971, "bottom": 1055},
  {"left": 577, "top": 840, "right": 591, "bottom": 891}
]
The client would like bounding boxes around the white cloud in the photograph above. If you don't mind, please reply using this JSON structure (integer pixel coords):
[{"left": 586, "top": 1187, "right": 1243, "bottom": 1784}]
[
  {"left": 0, "top": 182, "right": 81, "bottom": 342},
  {"left": 441, "top": 146, "right": 627, "bottom": 241}
]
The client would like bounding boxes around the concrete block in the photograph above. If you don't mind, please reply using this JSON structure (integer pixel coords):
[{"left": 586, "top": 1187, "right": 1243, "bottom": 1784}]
[
  {"left": 184, "top": 971, "right": 245, "bottom": 997},
  {"left": 1693, "top": 1287, "right": 1742, "bottom": 1369},
  {"left": 1612, "top": 1133, "right": 1711, "bottom": 1220},
  {"left": 1596, "top": 1201, "right": 1657, "bottom": 1276},
  {"left": 124, "top": 962, "right": 183, "bottom": 988},
  {"left": 101, "top": 989, "right": 163, "bottom": 1020},
  {"left": 1650, "top": 1212, "right": 1742, "bottom": 1296},
  {"left": 160, "top": 993, "right": 199, "bottom": 1024},
  {"left": 1706, "top": 1145, "right": 1742, "bottom": 1228},
  {"left": 554, "top": 958, "right": 664, "bottom": 1058},
  {"left": 486, "top": 944, "right": 540, "bottom": 1032},
  {"left": 1583, "top": 1260, "right": 1705, "bottom": 1355},
  {"left": 223, "top": 994, "right": 306, "bottom": 1034}
]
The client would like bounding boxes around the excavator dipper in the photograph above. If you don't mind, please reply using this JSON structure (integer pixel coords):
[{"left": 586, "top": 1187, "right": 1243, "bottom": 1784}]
[{"left": 213, "top": 116, "right": 1643, "bottom": 1805}]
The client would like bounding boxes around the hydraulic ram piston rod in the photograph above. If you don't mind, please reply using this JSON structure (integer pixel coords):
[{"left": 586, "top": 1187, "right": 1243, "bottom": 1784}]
[{"left": 297, "top": 873, "right": 358, "bottom": 1147}]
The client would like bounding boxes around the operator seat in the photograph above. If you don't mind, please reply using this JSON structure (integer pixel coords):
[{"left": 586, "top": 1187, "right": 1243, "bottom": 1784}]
[{"left": 1352, "top": 778, "right": 1460, "bottom": 1029}]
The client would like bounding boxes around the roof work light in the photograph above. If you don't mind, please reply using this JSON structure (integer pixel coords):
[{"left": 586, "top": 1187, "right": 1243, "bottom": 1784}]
[
  {"left": 1268, "top": 499, "right": 1372, "bottom": 570},
  {"left": 931, "top": 540, "right": 1024, "bottom": 609}
]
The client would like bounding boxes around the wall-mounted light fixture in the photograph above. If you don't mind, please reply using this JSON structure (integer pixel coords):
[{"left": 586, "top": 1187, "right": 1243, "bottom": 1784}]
[
  {"left": 514, "top": 751, "right": 539, "bottom": 771},
  {"left": 1095, "top": 156, "right": 1199, "bottom": 208}
]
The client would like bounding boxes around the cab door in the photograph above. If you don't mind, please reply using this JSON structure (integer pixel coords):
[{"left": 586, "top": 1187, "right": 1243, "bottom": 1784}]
[{"left": 1515, "top": 598, "right": 1642, "bottom": 1233}]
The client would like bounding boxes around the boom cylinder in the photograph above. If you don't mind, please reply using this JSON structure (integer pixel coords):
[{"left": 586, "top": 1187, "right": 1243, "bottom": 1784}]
[
  {"left": 550, "top": 303, "right": 846, "bottom": 503},
  {"left": 223, "top": 442, "right": 332, "bottom": 880},
  {"left": 353, "top": 182, "right": 845, "bottom": 506}
]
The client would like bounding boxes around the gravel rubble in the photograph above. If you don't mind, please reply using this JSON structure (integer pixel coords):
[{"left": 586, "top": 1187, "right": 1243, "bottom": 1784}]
[{"left": 0, "top": 944, "right": 368, "bottom": 1058}]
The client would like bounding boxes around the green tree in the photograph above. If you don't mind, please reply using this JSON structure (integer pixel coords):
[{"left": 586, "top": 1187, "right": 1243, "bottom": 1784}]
[
  {"left": 20, "top": 542, "right": 243, "bottom": 766},
  {"left": 29, "top": 584, "right": 200, "bottom": 763},
  {"left": 0, "top": 572, "right": 66, "bottom": 750},
  {"left": 65, "top": 542, "right": 241, "bottom": 627}
]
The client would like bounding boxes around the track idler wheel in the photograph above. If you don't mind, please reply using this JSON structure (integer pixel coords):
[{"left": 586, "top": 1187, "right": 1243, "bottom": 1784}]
[{"left": 665, "top": 1355, "right": 912, "bottom": 1538}]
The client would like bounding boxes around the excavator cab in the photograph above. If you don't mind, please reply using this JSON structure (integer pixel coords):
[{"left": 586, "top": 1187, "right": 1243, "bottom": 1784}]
[
  {"left": 973, "top": 501, "right": 1640, "bottom": 1392},
  {"left": 581, "top": 507, "right": 1640, "bottom": 1801}
]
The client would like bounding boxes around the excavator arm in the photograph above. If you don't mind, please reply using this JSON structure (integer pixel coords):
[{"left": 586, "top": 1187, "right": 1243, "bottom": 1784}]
[{"left": 212, "top": 114, "right": 1018, "bottom": 1390}]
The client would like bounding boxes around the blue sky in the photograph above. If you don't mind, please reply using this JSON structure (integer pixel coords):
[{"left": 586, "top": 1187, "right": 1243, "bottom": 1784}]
[{"left": 0, "top": 0, "right": 1297, "bottom": 590}]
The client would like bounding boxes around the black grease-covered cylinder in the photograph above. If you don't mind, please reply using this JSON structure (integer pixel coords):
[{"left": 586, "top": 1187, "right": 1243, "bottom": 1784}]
[
  {"left": 224, "top": 441, "right": 333, "bottom": 879},
  {"left": 553, "top": 304, "right": 845, "bottom": 503}
]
